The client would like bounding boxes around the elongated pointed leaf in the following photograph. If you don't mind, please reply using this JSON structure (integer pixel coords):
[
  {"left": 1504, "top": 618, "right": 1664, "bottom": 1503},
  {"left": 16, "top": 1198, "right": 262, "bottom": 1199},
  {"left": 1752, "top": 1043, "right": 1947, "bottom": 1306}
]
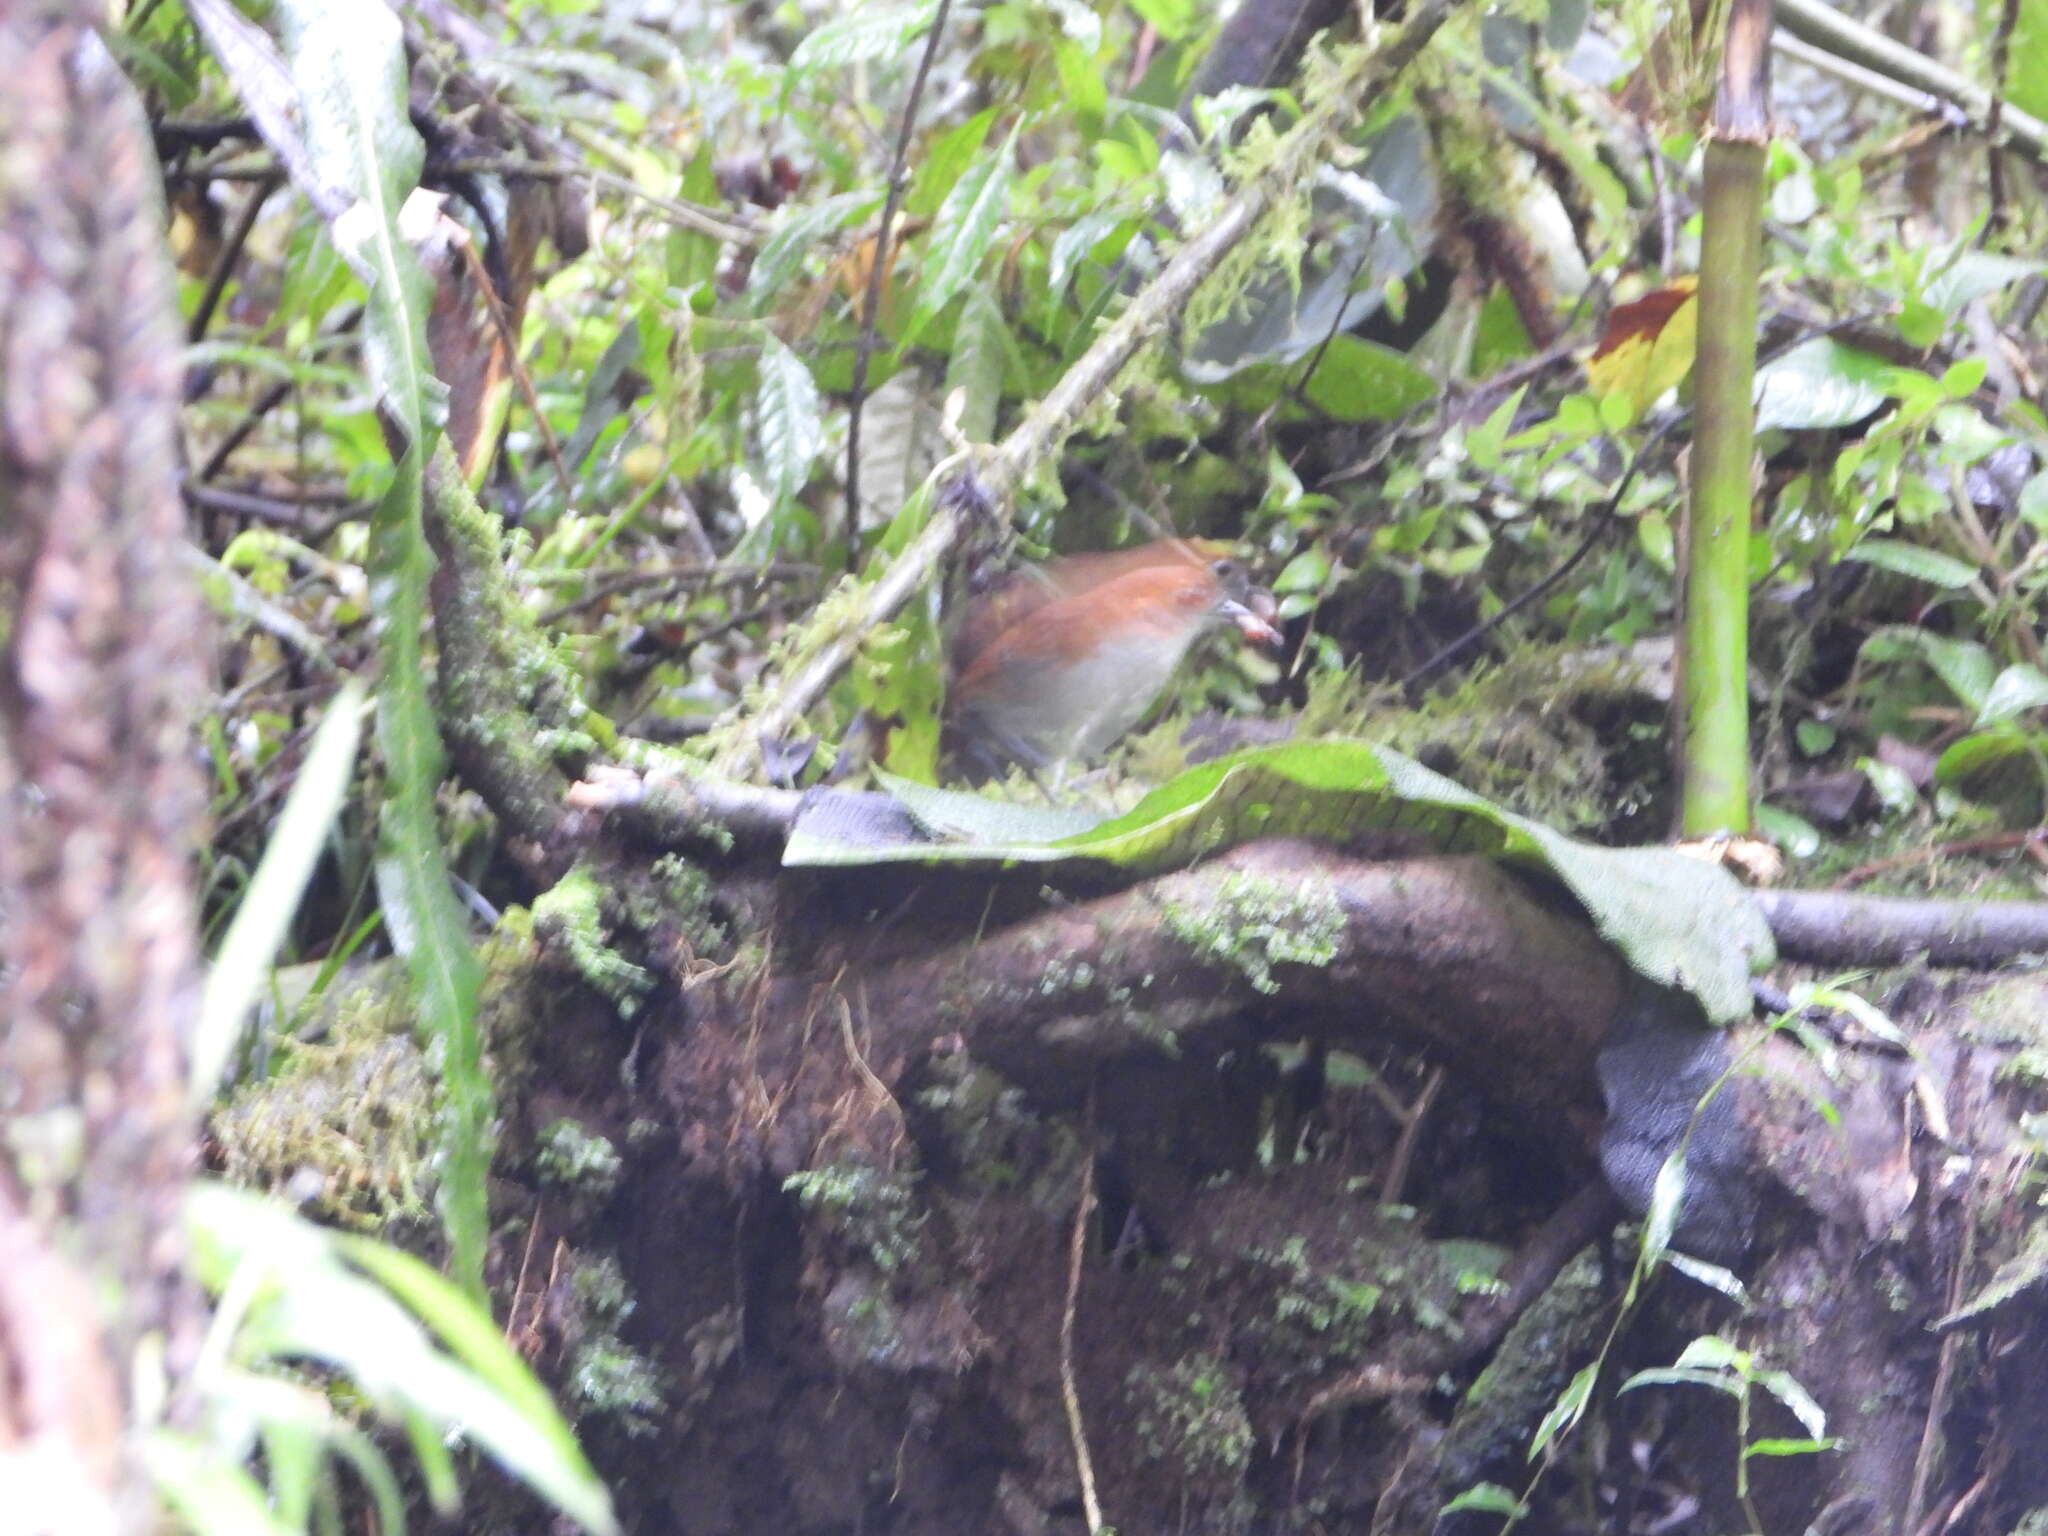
[
  {"left": 912, "top": 124, "right": 1018, "bottom": 333},
  {"left": 756, "top": 333, "right": 825, "bottom": 504},
  {"left": 261, "top": 0, "right": 490, "bottom": 1301},
  {"left": 195, "top": 682, "right": 366, "bottom": 1105}
]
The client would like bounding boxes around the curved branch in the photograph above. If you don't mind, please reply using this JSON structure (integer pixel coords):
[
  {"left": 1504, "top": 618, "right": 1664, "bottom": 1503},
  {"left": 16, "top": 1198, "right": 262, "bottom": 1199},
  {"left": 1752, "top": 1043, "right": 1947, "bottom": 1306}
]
[
  {"left": 1754, "top": 887, "right": 2048, "bottom": 968},
  {"left": 1774, "top": 0, "right": 2048, "bottom": 159},
  {"left": 821, "top": 842, "right": 1625, "bottom": 1122}
]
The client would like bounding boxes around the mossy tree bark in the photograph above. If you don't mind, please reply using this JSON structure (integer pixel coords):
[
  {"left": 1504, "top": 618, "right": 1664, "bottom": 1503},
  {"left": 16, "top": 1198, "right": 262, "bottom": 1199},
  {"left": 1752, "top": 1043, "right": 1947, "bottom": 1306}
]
[{"left": 0, "top": 5, "right": 209, "bottom": 1527}]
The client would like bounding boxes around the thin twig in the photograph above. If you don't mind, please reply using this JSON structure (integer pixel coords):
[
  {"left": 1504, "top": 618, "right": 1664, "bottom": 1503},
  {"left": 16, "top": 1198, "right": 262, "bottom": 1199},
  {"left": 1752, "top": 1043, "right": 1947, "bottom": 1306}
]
[
  {"left": 1061, "top": 1120, "right": 1105, "bottom": 1534},
  {"left": 1773, "top": 0, "right": 2048, "bottom": 159},
  {"left": 187, "top": 173, "right": 280, "bottom": 345},
  {"left": 443, "top": 155, "right": 758, "bottom": 246},
  {"left": 1378, "top": 1064, "right": 1446, "bottom": 1206},
  {"left": 845, "top": 0, "right": 954, "bottom": 573},
  {"left": 1830, "top": 829, "right": 2046, "bottom": 890},
  {"left": 1398, "top": 416, "right": 1683, "bottom": 695},
  {"left": 454, "top": 236, "right": 574, "bottom": 499},
  {"left": 1986, "top": 0, "right": 2021, "bottom": 233},
  {"left": 194, "top": 305, "right": 365, "bottom": 484}
]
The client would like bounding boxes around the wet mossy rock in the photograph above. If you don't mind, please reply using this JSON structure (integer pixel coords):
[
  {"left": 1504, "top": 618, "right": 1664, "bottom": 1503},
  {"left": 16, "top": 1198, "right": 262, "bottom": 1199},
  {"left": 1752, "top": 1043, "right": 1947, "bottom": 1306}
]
[{"left": 785, "top": 738, "right": 1774, "bottom": 1025}]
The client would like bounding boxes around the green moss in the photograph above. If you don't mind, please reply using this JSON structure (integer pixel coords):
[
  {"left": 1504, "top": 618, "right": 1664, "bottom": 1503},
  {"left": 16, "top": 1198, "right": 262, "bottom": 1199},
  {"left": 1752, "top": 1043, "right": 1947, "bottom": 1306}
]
[
  {"left": 573, "top": 1254, "right": 634, "bottom": 1328},
  {"left": 533, "top": 864, "right": 654, "bottom": 1017},
  {"left": 213, "top": 969, "right": 434, "bottom": 1231},
  {"left": 1127, "top": 1355, "right": 1254, "bottom": 1483},
  {"left": 536, "top": 1119, "right": 623, "bottom": 1203},
  {"left": 429, "top": 444, "right": 611, "bottom": 757},
  {"left": 1299, "top": 648, "right": 1678, "bottom": 834},
  {"left": 784, "top": 1163, "right": 925, "bottom": 1274},
  {"left": 570, "top": 1337, "right": 666, "bottom": 1437},
  {"left": 1965, "top": 976, "right": 2048, "bottom": 1049},
  {"left": 646, "top": 852, "right": 732, "bottom": 955},
  {"left": 1160, "top": 871, "right": 1345, "bottom": 995},
  {"left": 915, "top": 1054, "right": 1083, "bottom": 1208}
]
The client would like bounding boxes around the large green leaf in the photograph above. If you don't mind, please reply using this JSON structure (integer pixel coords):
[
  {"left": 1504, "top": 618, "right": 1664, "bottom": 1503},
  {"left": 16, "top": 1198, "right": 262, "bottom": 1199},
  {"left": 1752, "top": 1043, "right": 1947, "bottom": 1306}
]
[
  {"left": 910, "top": 122, "right": 1019, "bottom": 336},
  {"left": 185, "top": 1185, "right": 618, "bottom": 1535},
  {"left": 261, "top": 0, "right": 491, "bottom": 1302},
  {"left": 784, "top": 739, "right": 1773, "bottom": 1024},
  {"left": 755, "top": 333, "right": 826, "bottom": 504},
  {"left": 2012, "top": 0, "right": 2048, "bottom": 119},
  {"left": 195, "top": 682, "right": 366, "bottom": 1107},
  {"left": 1842, "top": 538, "right": 1980, "bottom": 589},
  {"left": 945, "top": 279, "right": 1012, "bottom": 445},
  {"left": 1753, "top": 339, "right": 1891, "bottom": 430},
  {"left": 788, "top": 1, "right": 938, "bottom": 72}
]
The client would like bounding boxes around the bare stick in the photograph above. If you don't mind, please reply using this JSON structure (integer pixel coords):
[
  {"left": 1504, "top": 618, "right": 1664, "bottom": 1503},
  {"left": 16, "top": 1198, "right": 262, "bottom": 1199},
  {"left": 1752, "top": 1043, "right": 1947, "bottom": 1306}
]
[
  {"left": 845, "top": 0, "right": 954, "bottom": 571},
  {"left": 1061, "top": 1139, "right": 1105, "bottom": 1534}
]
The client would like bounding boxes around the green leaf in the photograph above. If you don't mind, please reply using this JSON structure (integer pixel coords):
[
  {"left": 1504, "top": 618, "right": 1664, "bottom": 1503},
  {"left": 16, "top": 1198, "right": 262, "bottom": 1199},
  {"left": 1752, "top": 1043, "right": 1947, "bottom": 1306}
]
[
  {"left": 1642, "top": 1151, "right": 1686, "bottom": 1267},
  {"left": 784, "top": 739, "right": 1774, "bottom": 1024},
  {"left": 1934, "top": 1223, "right": 2048, "bottom": 1329},
  {"left": 1127, "top": 0, "right": 1198, "bottom": 38},
  {"left": 755, "top": 333, "right": 825, "bottom": 504},
  {"left": 1299, "top": 336, "right": 1437, "bottom": 422},
  {"left": 1668, "top": 1252, "right": 1748, "bottom": 1300},
  {"left": 1861, "top": 626, "right": 1997, "bottom": 712},
  {"left": 911, "top": 122, "right": 1019, "bottom": 335},
  {"left": 789, "top": 2, "right": 936, "bottom": 72},
  {"left": 1934, "top": 727, "right": 2039, "bottom": 785},
  {"left": 909, "top": 107, "right": 998, "bottom": 219},
  {"left": 1922, "top": 250, "right": 2044, "bottom": 314},
  {"left": 1047, "top": 209, "right": 1138, "bottom": 307},
  {"left": 946, "top": 279, "right": 1010, "bottom": 445},
  {"left": 2024, "top": 469, "right": 2048, "bottom": 531},
  {"left": 749, "top": 190, "right": 884, "bottom": 310},
  {"left": 1755, "top": 1368, "right": 1829, "bottom": 1438},
  {"left": 1940, "top": 356, "right": 1988, "bottom": 397},
  {"left": 1794, "top": 718, "right": 1837, "bottom": 756},
  {"left": 1743, "top": 1436, "right": 1838, "bottom": 1458},
  {"left": 1978, "top": 663, "right": 2048, "bottom": 727},
  {"left": 1860, "top": 757, "right": 1920, "bottom": 814},
  {"left": 1465, "top": 384, "right": 1527, "bottom": 472},
  {"left": 1055, "top": 38, "right": 1107, "bottom": 129},
  {"left": 1671, "top": 1333, "right": 1746, "bottom": 1370},
  {"left": 1529, "top": 1363, "right": 1597, "bottom": 1459},
  {"left": 1754, "top": 339, "right": 1892, "bottom": 430},
  {"left": 1620, "top": 1365, "right": 1735, "bottom": 1396},
  {"left": 148, "top": 1432, "right": 295, "bottom": 1536},
  {"left": 2012, "top": 0, "right": 2048, "bottom": 117},
  {"left": 187, "top": 1185, "right": 619, "bottom": 1536},
  {"left": 195, "top": 682, "right": 366, "bottom": 1106},
  {"left": 1841, "top": 538, "right": 1979, "bottom": 588},
  {"left": 1754, "top": 803, "right": 1821, "bottom": 860},
  {"left": 1274, "top": 546, "right": 1332, "bottom": 595},
  {"left": 1440, "top": 1483, "right": 1528, "bottom": 1516},
  {"left": 1896, "top": 298, "right": 1944, "bottom": 349},
  {"left": 266, "top": 0, "right": 489, "bottom": 1304}
]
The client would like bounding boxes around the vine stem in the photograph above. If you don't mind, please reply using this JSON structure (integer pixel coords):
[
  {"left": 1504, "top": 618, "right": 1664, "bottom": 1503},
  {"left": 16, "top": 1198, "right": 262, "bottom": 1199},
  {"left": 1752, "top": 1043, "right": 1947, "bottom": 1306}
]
[{"left": 844, "top": 0, "right": 954, "bottom": 572}]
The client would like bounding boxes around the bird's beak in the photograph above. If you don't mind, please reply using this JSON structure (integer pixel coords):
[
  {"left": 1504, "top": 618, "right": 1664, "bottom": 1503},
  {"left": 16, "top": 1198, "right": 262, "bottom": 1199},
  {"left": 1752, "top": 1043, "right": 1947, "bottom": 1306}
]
[{"left": 1219, "top": 596, "right": 1282, "bottom": 648}]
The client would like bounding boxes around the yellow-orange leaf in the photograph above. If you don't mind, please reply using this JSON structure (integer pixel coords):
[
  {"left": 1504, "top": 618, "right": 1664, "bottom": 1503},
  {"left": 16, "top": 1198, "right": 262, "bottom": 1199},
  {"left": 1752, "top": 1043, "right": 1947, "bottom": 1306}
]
[{"left": 1586, "top": 276, "right": 1699, "bottom": 424}]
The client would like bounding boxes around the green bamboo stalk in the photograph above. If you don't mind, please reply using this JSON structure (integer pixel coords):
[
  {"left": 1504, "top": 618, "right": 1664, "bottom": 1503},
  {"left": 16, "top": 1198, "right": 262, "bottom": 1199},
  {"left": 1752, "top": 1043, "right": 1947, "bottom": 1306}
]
[{"left": 1680, "top": 0, "right": 1771, "bottom": 836}]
